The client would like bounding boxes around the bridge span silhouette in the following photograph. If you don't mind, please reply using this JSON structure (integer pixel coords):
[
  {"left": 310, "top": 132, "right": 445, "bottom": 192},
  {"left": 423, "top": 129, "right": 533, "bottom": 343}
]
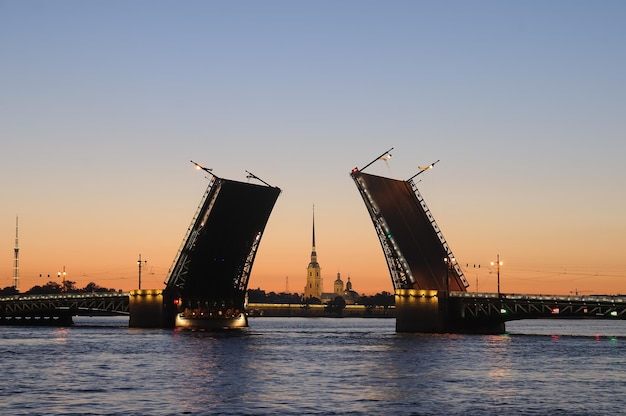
[
  {"left": 2, "top": 154, "right": 624, "bottom": 333},
  {"left": 351, "top": 149, "right": 625, "bottom": 333}
]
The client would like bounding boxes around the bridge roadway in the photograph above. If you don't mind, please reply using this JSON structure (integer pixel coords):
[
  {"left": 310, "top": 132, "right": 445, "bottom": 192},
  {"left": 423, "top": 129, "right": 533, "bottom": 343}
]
[
  {"left": 450, "top": 291, "right": 626, "bottom": 323},
  {"left": 0, "top": 292, "right": 129, "bottom": 324}
]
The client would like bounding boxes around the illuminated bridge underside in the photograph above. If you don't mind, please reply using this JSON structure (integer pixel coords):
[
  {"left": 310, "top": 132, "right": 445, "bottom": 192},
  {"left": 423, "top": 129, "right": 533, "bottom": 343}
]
[
  {"left": 165, "top": 178, "right": 281, "bottom": 312},
  {"left": 352, "top": 171, "right": 468, "bottom": 292}
]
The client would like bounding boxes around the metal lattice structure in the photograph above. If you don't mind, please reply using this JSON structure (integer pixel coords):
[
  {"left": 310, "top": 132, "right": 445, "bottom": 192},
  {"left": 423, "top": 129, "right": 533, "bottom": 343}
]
[
  {"left": 166, "top": 175, "right": 220, "bottom": 290},
  {"left": 452, "top": 292, "right": 626, "bottom": 320},
  {"left": 0, "top": 292, "right": 129, "bottom": 317},
  {"left": 409, "top": 180, "right": 468, "bottom": 288},
  {"left": 234, "top": 231, "right": 262, "bottom": 292}
]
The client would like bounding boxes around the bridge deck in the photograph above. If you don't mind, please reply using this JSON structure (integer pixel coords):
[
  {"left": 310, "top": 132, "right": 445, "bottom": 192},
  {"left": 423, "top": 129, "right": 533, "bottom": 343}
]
[
  {"left": 3, "top": 291, "right": 625, "bottom": 327},
  {"left": 352, "top": 171, "right": 467, "bottom": 291},
  {"left": 451, "top": 291, "right": 626, "bottom": 321},
  {"left": 0, "top": 293, "right": 129, "bottom": 319}
]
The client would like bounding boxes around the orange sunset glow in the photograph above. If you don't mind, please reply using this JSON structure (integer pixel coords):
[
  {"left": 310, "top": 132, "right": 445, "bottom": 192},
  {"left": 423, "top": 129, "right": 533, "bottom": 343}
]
[{"left": 1, "top": 2, "right": 625, "bottom": 297}]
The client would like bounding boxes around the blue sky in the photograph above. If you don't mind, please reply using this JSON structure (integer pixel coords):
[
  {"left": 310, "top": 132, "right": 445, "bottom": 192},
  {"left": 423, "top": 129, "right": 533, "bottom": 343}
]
[{"left": 1, "top": 1, "right": 625, "bottom": 294}]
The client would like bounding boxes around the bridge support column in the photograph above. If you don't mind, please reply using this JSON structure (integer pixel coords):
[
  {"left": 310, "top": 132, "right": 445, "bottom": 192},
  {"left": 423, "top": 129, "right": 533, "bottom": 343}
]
[
  {"left": 129, "top": 289, "right": 176, "bottom": 328},
  {"left": 395, "top": 289, "right": 505, "bottom": 334},
  {"left": 395, "top": 289, "right": 448, "bottom": 333}
]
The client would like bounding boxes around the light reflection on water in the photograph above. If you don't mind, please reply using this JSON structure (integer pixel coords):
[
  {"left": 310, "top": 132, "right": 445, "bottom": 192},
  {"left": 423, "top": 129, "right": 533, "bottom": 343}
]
[{"left": 0, "top": 317, "right": 624, "bottom": 415}]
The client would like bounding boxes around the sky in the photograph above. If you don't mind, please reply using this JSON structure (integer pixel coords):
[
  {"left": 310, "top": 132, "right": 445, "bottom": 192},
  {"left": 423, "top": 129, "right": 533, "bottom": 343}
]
[{"left": 1, "top": 1, "right": 625, "bottom": 296}]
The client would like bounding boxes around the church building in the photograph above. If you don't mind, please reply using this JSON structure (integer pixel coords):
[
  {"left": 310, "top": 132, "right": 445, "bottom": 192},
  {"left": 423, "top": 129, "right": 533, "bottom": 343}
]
[
  {"left": 303, "top": 207, "right": 358, "bottom": 303},
  {"left": 329, "top": 272, "right": 359, "bottom": 304},
  {"left": 303, "top": 207, "right": 322, "bottom": 300}
]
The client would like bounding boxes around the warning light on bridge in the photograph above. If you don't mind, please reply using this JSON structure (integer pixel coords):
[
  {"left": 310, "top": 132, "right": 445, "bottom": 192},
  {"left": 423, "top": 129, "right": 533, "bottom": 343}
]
[
  {"left": 610, "top": 311, "right": 618, "bottom": 317},
  {"left": 551, "top": 307, "right": 560, "bottom": 314},
  {"left": 499, "top": 308, "right": 507, "bottom": 314}
]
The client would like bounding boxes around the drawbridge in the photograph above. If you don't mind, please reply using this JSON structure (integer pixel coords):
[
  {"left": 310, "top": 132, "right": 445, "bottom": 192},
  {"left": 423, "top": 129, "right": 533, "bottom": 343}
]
[
  {"left": 350, "top": 149, "right": 625, "bottom": 333},
  {"left": 129, "top": 163, "right": 281, "bottom": 329},
  {"left": 349, "top": 149, "right": 502, "bottom": 332},
  {"left": 165, "top": 164, "right": 280, "bottom": 329},
  {"left": 351, "top": 167, "right": 469, "bottom": 292}
]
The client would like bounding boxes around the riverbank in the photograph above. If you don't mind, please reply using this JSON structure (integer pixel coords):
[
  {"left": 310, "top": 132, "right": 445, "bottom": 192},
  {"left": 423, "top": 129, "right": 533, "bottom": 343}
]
[{"left": 246, "top": 303, "right": 395, "bottom": 318}]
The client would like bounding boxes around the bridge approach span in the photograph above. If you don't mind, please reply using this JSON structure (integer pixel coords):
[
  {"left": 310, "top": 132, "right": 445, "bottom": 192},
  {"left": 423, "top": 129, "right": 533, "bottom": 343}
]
[
  {"left": 0, "top": 292, "right": 129, "bottom": 325},
  {"left": 394, "top": 289, "right": 626, "bottom": 333},
  {"left": 453, "top": 292, "right": 626, "bottom": 321}
]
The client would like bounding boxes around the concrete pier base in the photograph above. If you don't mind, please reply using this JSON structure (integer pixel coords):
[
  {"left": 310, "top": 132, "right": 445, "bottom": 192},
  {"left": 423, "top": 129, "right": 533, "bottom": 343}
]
[
  {"left": 395, "top": 289, "right": 447, "bottom": 332},
  {"left": 395, "top": 289, "right": 505, "bottom": 334},
  {"left": 129, "top": 289, "right": 175, "bottom": 328}
]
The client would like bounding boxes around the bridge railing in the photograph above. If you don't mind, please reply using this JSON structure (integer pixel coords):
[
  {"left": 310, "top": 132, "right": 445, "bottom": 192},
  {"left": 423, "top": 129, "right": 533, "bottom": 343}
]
[
  {"left": 452, "top": 291, "right": 626, "bottom": 303},
  {"left": 409, "top": 180, "right": 469, "bottom": 289},
  {"left": 451, "top": 291, "right": 626, "bottom": 321}
]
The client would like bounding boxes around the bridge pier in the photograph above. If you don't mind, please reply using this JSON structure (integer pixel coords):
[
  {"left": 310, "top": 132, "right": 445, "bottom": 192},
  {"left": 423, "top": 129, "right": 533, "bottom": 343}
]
[
  {"left": 395, "top": 289, "right": 447, "bottom": 332},
  {"left": 395, "top": 289, "right": 505, "bottom": 334},
  {"left": 128, "top": 289, "right": 176, "bottom": 328}
]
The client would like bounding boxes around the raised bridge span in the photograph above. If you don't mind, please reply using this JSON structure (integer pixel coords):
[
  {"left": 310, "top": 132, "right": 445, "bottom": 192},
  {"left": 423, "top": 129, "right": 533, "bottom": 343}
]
[
  {"left": 350, "top": 151, "right": 625, "bottom": 333},
  {"left": 130, "top": 165, "right": 281, "bottom": 329}
]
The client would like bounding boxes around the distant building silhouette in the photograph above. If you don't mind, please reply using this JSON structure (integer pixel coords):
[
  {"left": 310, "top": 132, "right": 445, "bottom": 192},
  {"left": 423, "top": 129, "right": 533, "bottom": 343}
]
[
  {"left": 327, "top": 272, "right": 358, "bottom": 304},
  {"left": 334, "top": 272, "right": 343, "bottom": 296},
  {"left": 344, "top": 276, "right": 358, "bottom": 304}
]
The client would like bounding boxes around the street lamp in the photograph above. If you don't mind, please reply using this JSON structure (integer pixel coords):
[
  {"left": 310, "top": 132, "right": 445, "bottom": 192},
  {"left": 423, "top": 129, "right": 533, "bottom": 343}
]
[
  {"left": 357, "top": 147, "right": 394, "bottom": 172},
  {"left": 444, "top": 256, "right": 455, "bottom": 293},
  {"left": 58, "top": 266, "right": 66, "bottom": 292},
  {"left": 137, "top": 254, "right": 147, "bottom": 290},
  {"left": 491, "top": 254, "right": 503, "bottom": 296}
]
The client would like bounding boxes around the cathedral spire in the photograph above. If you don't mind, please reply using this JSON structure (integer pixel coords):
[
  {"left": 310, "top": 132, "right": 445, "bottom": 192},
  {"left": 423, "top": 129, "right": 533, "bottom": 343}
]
[
  {"left": 13, "top": 215, "right": 19, "bottom": 290},
  {"left": 304, "top": 204, "right": 322, "bottom": 300},
  {"left": 310, "top": 204, "right": 317, "bottom": 262}
]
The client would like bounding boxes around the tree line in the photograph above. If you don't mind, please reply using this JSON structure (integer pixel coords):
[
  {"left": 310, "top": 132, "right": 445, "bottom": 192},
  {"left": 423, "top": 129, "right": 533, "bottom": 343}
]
[
  {"left": 1, "top": 283, "right": 395, "bottom": 308},
  {"left": 247, "top": 288, "right": 395, "bottom": 307},
  {"left": 0, "top": 280, "right": 121, "bottom": 296}
]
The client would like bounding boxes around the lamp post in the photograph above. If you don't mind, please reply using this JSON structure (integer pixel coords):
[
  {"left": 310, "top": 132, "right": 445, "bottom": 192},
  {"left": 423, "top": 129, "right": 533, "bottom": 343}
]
[
  {"left": 58, "top": 266, "right": 66, "bottom": 293},
  {"left": 357, "top": 148, "right": 394, "bottom": 172},
  {"left": 444, "top": 256, "right": 455, "bottom": 293},
  {"left": 491, "top": 254, "right": 503, "bottom": 297},
  {"left": 137, "top": 254, "right": 147, "bottom": 290}
]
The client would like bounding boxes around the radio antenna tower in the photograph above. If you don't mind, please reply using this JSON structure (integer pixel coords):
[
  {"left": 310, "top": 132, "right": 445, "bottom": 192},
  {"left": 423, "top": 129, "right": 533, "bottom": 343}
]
[{"left": 13, "top": 216, "right": 19, "bottom": 290}]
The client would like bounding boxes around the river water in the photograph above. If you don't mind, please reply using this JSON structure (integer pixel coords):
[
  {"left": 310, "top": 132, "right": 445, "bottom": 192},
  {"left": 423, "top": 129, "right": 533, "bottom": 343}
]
[{"left": 1, "top": 317, "right": 625, "bottom": 415}]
